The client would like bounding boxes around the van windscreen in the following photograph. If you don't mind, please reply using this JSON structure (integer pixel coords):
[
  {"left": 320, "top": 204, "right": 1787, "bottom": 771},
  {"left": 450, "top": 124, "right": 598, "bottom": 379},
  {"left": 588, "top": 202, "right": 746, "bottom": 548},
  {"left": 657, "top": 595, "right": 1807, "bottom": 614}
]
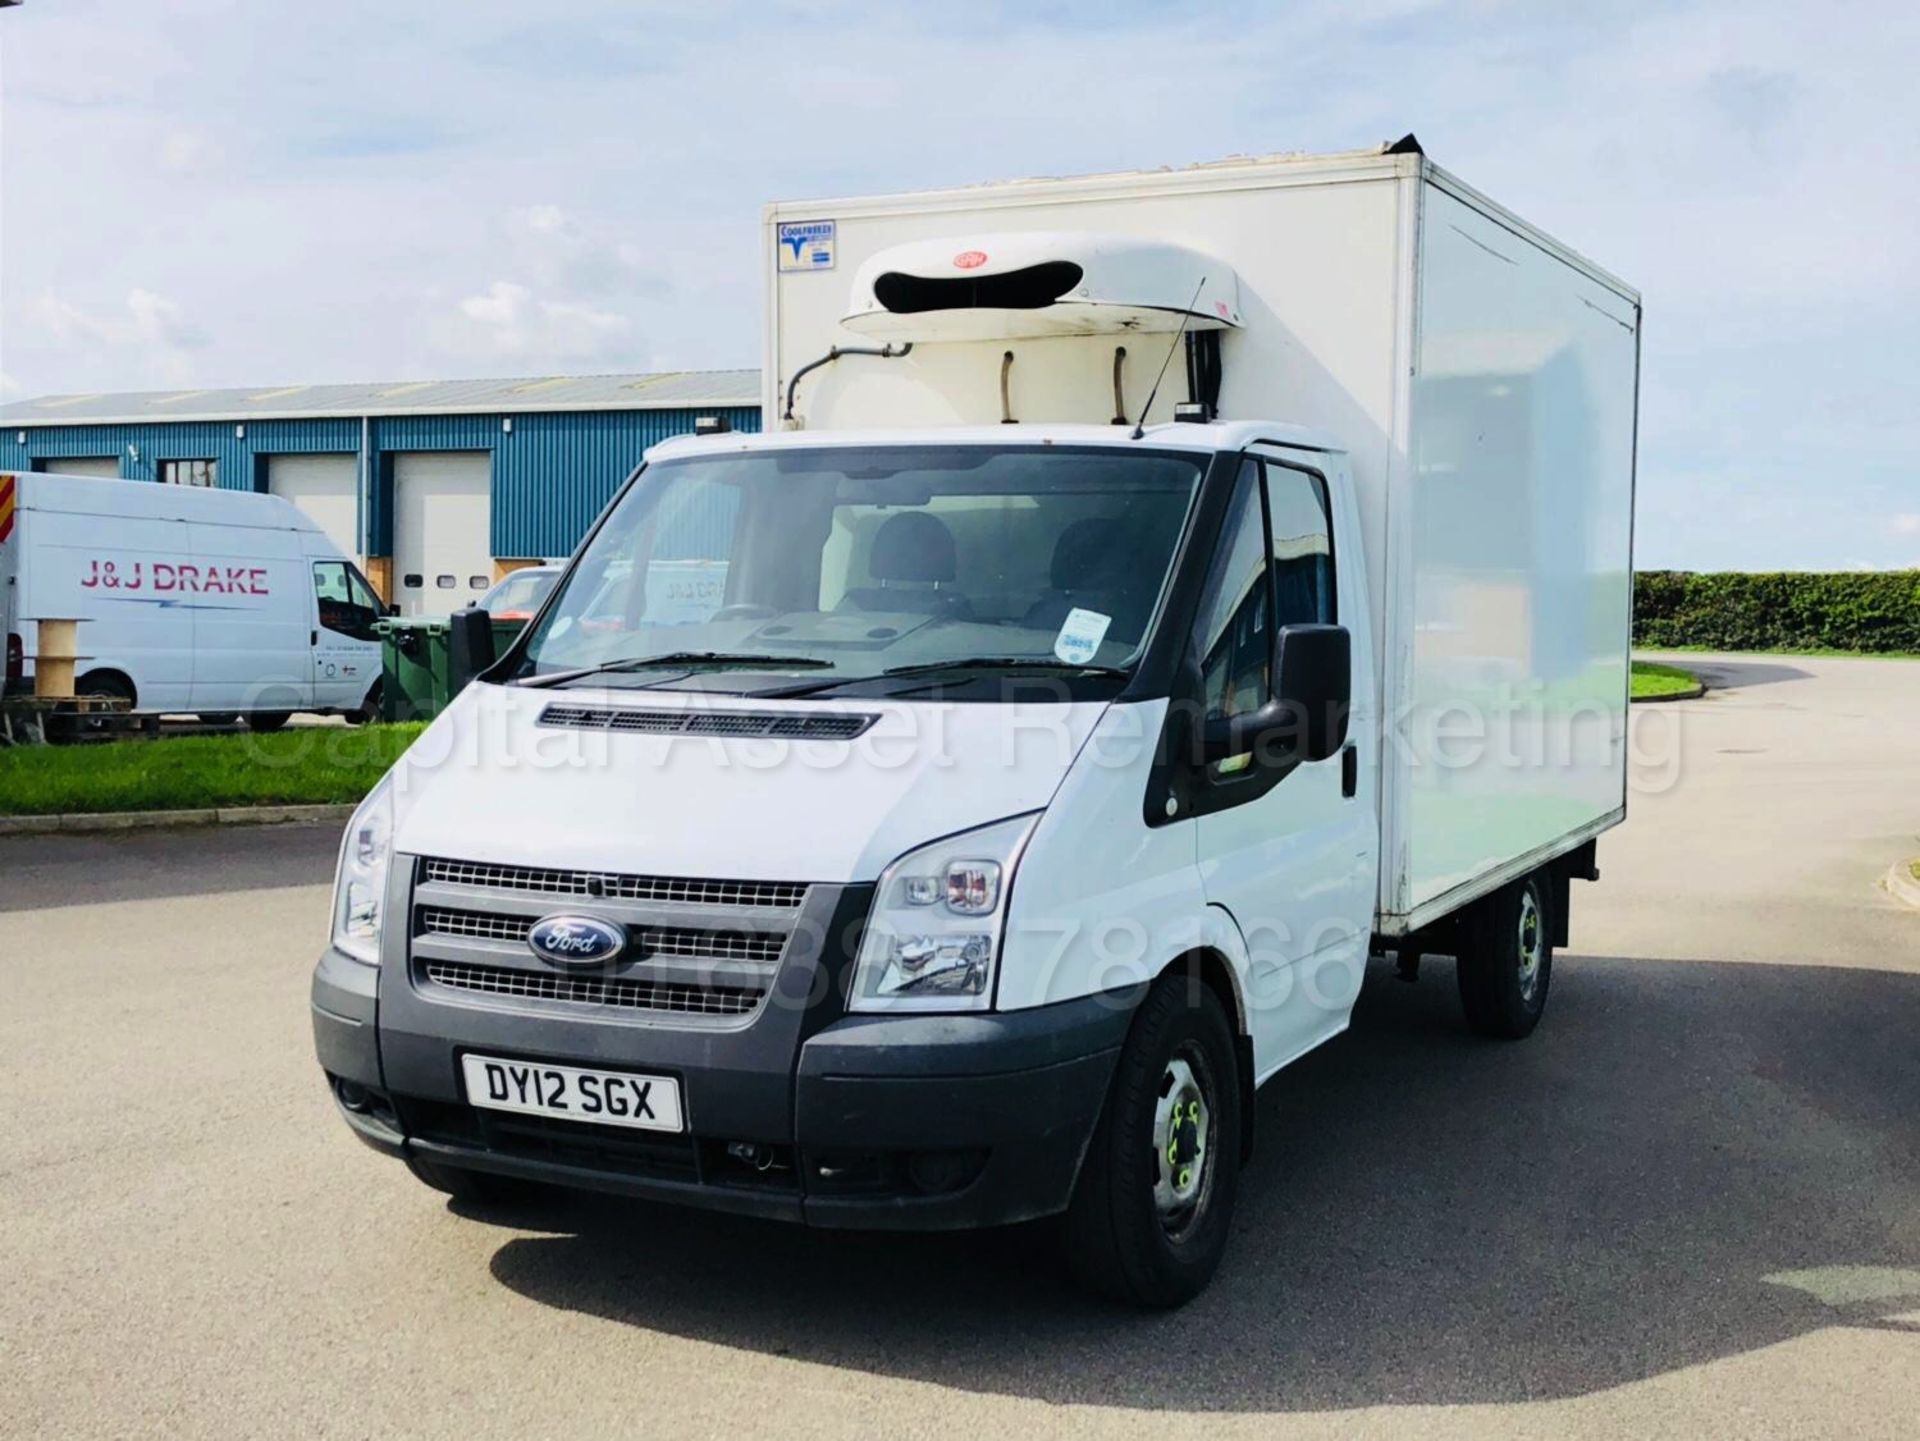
[{"left": 516, "top": 444, "right": 1205, "bottom": 697}]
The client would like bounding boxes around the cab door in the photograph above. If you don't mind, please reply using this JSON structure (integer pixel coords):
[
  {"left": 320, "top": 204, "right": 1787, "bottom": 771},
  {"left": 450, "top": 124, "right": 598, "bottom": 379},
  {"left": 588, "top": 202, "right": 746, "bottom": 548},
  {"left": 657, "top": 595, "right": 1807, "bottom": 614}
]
[
  {"left": 1188, "top": 451, "right": 1377, "bottom": 1077},
  {"left": 309, "top": 559, "right": 383, "bottom": 710}
]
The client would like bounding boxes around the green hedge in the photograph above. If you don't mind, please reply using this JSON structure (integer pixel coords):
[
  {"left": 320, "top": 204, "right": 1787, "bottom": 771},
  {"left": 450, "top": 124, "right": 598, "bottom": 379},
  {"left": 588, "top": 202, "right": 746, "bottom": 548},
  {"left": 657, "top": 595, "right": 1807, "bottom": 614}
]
[{"left": 1634, "top": 570, "right": 1920, "bottom": 654}]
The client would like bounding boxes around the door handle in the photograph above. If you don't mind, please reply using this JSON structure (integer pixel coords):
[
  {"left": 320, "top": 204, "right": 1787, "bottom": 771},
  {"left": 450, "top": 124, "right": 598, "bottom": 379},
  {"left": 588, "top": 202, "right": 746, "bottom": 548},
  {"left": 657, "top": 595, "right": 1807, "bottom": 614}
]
[
  {"left": 310, "top": 629, "right": 318, "bottom": 646},
  {"left": 1341, "top": 744, "right": 1357, "bottom": 799}
]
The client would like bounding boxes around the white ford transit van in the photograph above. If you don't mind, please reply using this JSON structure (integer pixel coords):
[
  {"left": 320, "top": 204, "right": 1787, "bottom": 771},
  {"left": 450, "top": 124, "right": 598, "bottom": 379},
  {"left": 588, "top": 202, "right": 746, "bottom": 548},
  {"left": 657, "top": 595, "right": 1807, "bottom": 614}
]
[
  {"left": 313, "top": 141, "right": 1639, "bottom": 1305},
  {"left": 1, "top": 471, "right": 385, "bottom": 728}
]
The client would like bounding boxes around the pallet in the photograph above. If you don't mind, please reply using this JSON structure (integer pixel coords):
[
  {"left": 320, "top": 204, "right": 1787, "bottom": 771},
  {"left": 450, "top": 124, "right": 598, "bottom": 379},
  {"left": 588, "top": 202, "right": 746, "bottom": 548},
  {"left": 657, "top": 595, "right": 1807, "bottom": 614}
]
[{"left": 0, "top": 694, "right": 138, "bottom": 746}]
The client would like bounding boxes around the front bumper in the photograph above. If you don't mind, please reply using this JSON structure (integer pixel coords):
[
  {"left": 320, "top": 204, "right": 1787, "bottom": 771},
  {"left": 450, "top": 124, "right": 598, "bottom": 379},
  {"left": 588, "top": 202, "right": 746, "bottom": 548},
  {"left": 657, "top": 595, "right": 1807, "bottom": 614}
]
[{"left": 312, "top": 933, "right": 1136, "bottom": 1231}]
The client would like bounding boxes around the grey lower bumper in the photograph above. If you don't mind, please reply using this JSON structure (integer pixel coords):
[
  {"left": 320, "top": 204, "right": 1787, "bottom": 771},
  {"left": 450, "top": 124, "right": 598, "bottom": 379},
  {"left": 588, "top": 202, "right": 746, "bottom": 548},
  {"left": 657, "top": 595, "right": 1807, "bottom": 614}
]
[{"left": 312, "top": 942, "right": 1139, "bottom": 1230}]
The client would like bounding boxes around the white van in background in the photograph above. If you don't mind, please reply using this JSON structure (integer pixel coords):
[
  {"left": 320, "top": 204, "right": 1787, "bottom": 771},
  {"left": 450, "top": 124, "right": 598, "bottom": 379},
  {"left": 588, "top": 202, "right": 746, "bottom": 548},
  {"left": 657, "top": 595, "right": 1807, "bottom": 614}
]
[{"left": 1, "top": 471, "right": 386, "bottom": 729}]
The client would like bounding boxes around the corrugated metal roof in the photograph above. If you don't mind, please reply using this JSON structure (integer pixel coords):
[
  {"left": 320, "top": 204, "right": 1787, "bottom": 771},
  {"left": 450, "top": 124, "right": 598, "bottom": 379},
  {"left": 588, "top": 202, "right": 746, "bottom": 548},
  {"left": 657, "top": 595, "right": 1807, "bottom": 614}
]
[{"left": 0, "top": 369, "right": 762, "bottom": 426}]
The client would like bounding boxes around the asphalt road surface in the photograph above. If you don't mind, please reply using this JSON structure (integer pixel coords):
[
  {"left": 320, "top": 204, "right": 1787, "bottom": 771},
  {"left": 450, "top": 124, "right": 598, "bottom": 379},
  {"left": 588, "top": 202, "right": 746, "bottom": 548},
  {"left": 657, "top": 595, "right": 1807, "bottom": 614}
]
[{"left": 2, "top": 654, "right": 1915, "bottom": 1439}]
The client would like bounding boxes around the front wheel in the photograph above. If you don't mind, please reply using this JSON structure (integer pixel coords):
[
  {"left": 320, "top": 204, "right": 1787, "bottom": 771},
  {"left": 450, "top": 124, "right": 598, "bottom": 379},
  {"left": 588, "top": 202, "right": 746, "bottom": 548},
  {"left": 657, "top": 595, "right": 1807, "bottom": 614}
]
[
  {"left": 246, "top": 710, "right": 292, "bottom": 734},
  {"left": 1064, "top": 972, "right": 1242, "bottom": 1308},
  {"left": 1456, "top": 871, "right": 1554, "bottom": 1039}
]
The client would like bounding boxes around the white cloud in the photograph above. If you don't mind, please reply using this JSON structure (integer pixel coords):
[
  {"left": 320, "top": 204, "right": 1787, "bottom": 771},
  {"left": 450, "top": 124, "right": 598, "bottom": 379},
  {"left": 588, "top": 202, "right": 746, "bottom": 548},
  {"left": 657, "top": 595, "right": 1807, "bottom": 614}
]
[
  {"left": 505, "top": 203, "right": 653, "bottom": 300},
  {"left": 158, "top": 128, "right": 219, "bottom": 173},
  {"left": 428, "top": 204, "right": 659, "bottom": 368},
  {"left": 28, "top": 289, "right": 208, "bottom": 384},
  {"left": 33, "top": 288, "right": 197, "bottom": 348},
  {"left": 1894, "top": 514, "right": 1920, "bottom": 536},
  {"left": 449, "top": 280, "right": 630, "bottom": 364}
]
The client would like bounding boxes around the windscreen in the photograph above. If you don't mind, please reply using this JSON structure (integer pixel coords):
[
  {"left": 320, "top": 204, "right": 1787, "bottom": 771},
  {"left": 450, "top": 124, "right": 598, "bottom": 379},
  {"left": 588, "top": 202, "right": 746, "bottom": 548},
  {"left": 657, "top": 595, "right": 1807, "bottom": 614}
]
[
  {"left": 517, "top": 445, "right": 1204, "bottom": 691},
  {"left": 484, "top": 569, "right": 556, "bottom": 615}
]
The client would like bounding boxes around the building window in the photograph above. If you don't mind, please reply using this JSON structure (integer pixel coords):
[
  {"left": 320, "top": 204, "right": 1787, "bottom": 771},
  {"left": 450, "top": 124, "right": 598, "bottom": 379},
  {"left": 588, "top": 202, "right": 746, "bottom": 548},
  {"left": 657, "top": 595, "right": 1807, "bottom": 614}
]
[{"left": 160, "top": 459, "right": 217, "bottom": 487}]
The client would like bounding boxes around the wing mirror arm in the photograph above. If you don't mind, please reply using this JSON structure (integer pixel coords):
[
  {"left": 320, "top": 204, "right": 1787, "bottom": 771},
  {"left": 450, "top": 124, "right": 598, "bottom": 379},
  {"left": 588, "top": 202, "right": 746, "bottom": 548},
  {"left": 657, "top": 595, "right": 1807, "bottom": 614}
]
[
  {"left": 1199, "top": 624, "right": 1352, "bottom": 767},
  {"left": 1201, "top": 697, "right": 1293, "bottom": 763}
]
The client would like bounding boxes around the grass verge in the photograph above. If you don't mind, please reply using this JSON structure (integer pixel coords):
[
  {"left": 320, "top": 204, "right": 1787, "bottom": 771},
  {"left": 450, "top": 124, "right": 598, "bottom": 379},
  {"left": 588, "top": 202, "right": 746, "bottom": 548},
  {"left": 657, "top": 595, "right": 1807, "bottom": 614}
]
[
  {"left": 1630, "top": 660, "right": 1701, "bottom": 700},
  {"left": 1645, "top": 644, "right": 1920, "bottom": 661},
  {"left": 0, "top": 724, "right": 425, "bottom": 817}
]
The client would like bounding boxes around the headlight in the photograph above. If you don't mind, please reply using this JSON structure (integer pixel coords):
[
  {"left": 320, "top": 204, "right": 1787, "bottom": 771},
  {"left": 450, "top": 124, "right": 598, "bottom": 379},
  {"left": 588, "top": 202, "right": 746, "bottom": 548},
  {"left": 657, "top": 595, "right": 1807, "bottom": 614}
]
[
  {"left": 848, "top": 813, "right": 1039, "bottom": 1013},
  {"left": 331, "top": 777, "right": 394, "bottom": 964}
]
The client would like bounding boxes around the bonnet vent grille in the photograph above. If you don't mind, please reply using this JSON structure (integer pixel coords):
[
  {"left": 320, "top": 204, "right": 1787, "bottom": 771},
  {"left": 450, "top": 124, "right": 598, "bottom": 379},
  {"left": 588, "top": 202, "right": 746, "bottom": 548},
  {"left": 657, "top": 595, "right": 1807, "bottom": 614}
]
[{"left": 538, "top": 704, "right": 877, "bottom": 740}]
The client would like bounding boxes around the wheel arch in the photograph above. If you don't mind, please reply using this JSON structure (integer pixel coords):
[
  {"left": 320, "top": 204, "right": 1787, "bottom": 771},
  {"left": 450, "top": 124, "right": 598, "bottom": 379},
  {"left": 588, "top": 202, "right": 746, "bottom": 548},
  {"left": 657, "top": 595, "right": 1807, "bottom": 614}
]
[
  {"left": 74, "top": 665, "right": 138, "bottom": 708},
  {"left": 1160, "top": 943, "right": 1257, "bottom": 1164}
]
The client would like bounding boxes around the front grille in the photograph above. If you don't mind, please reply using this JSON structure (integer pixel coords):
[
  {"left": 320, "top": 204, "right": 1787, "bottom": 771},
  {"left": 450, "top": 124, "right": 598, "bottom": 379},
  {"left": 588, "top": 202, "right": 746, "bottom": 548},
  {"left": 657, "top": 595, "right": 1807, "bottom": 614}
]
[
  {"left": 640, "top": 928, "right": 785, "bottom": 963},
  {"left": 420, "top": 907, "right": 531, "bottom": 942},
  {"left": 538, "top": 703, "right": 876, "bottom": 741},
  {"left": 399, "top": 1096, "right": 705, "bottom": 1183},
  {"left": 417, "top": 908, "right": 788, "bottom": 965},
  {"left": 422, "top": 857, "right": 806, "bottom": 910},
  {"left": 424, "top": 960, "right": 764, "bottom": 1017}
]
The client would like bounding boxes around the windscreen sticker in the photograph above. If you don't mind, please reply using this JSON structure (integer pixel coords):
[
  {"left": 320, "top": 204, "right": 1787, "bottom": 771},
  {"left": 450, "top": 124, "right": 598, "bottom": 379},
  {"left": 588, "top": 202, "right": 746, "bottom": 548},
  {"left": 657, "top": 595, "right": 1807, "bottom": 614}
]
[{"left": 1053, "top": 607, "right": 1112, "bottom": 666}]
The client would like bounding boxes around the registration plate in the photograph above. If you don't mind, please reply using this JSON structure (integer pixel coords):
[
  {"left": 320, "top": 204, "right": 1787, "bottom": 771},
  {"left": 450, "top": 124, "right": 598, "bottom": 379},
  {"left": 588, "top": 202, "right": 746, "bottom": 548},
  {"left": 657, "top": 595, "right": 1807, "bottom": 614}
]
[{"left": 460, "top": 1054, "right": 684, "bottom": 1133}]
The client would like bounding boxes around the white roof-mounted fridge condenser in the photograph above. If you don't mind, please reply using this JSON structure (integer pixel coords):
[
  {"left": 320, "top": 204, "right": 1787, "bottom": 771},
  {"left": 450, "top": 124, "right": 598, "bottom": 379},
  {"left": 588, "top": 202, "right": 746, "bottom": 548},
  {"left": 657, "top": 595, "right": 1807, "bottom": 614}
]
[{"left": 840, "top": 232, "right": 1243, "bottom": 343}]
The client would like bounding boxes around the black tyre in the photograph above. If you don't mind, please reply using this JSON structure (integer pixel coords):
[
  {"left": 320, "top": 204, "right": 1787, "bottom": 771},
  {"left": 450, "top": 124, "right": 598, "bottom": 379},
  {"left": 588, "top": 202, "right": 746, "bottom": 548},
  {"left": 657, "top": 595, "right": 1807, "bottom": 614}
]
[
  {"left": 246, "top": 710, "right": 293, "bottom": 733},
  {"left": 1064, "top": 972, "right": 1242, "bottom": 1308},
  {"left": 346, "top": 681, "right": 382, "bottom": 727},
  {"left": 68, "top": 671, "right": 136, "bottom": 740},
  {"left": 404, "top": 1156, "right": 528, "bottom": 1204},
  {"left": 196, "top": 712, "right": 241, "bottom": 727},
  {"left": 1456, "top": 870, "right": 1553, "bottom": 1039}
]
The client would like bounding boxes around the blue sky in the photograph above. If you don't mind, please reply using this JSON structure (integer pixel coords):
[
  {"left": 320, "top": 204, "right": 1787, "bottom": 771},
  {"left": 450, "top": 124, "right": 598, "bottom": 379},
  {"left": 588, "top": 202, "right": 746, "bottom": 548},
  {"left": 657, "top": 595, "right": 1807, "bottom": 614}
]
[{"left": 1, "top": 0, "right": 1915, "bottom": 570}]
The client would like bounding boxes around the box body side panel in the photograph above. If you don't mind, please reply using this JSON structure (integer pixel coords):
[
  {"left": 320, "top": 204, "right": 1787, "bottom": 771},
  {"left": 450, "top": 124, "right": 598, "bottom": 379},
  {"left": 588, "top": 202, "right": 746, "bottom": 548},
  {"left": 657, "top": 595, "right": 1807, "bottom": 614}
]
[{"left": 1390, "top": 181, "right": 1638, "bottom": 919}]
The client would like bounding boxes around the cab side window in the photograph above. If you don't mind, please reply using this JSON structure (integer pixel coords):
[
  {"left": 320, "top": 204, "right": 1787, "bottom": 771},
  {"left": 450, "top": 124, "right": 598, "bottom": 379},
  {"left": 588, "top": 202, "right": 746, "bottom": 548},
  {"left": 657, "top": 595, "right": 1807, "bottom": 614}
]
[
  {"left": 1264, "top": 463, "right": 1335, "bottom": 626},
  {"left": 1191, "top": 461, "right": 1270, "bottom": 722},
  {"left": 313, "top": 561, "right": 381, "bottom": 642},
  {"left": 347, "top": 566, "right": 386, "bottom": 619}
]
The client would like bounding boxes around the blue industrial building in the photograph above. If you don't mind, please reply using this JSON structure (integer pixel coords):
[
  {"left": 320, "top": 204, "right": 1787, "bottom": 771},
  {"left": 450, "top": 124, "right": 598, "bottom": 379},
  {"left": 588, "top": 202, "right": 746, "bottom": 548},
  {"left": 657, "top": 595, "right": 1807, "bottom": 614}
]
[{"left": 0, "top": 371, "right": 760, "bottom": 612}]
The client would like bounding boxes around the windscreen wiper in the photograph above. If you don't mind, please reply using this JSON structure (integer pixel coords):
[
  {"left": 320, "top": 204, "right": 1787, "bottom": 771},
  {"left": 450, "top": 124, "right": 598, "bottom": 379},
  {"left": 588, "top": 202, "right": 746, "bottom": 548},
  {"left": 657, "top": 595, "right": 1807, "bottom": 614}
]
[
  {"left": 749, "top": 656, "right": 1132, "bottom": 700},
  {"left": 516, "top": 652, "right": 835, "bottom": 689},
  {"left": 880, "top": 656, "right": 1131, "bottom": 680}
]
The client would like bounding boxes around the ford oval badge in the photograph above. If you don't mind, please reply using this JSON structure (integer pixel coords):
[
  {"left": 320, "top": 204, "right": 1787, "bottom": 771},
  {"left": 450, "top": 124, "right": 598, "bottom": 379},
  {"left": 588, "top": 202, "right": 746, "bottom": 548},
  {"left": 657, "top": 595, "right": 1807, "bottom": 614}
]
[{"left": 528, "top": 914, "right": 627, "bottom": 968}]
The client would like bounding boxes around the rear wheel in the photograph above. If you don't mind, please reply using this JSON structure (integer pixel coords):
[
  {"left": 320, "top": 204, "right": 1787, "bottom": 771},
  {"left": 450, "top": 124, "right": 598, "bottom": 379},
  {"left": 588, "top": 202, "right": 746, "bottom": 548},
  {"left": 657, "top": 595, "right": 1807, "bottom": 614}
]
[
  {"left": 67, "top": 671, "right": 135, "bottom": 741},
  {"left": 245, "top": 710, "right": 292, "bottom": 734},
  {"left": 1456, "top": 871, "right": 1553, "bottom": 1039},
  {"left": 1064, "top": 972, "right": 1242, "bottom": 1308}
]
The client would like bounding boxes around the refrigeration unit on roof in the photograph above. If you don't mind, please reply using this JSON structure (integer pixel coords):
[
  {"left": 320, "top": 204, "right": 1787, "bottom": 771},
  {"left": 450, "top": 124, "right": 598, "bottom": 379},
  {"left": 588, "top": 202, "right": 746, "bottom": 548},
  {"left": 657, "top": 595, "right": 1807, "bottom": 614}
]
[{"left": 840, "top": 232, "right": 1243, "bottom": 343}]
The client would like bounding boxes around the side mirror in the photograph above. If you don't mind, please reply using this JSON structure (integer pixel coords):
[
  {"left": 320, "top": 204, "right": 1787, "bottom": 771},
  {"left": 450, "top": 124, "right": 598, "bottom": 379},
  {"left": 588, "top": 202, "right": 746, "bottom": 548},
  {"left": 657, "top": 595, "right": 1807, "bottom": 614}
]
[
  {"left": 1201, "top": 623, "right": 1351, "bottom": 765},
  {"left": 1273, "top": 623, "right": 1350, "bottom": 761},
  {"left": 446, "top": 605, "right": 499, "bottom": 690}
]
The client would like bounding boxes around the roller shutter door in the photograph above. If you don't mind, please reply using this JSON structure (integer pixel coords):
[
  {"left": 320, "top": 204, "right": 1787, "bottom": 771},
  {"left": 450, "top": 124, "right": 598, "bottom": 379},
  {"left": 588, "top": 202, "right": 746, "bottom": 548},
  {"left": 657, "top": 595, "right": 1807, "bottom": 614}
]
[
  {"left": 267, "top": 454, "right": 359, "bottom": 560},
  {"left": 393, "top": 451, "right": 492, "bottom": 616},
  {"left": 34, "top": 457, "right": 121, "bottom": 478}
]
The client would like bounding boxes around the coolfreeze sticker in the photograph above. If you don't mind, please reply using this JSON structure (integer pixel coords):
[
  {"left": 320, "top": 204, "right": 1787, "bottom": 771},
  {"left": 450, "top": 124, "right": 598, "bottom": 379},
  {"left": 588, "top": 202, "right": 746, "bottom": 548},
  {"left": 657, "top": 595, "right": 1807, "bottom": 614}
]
[{"left": 777, "top": 219, "right": 836, "bottom": 272}]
